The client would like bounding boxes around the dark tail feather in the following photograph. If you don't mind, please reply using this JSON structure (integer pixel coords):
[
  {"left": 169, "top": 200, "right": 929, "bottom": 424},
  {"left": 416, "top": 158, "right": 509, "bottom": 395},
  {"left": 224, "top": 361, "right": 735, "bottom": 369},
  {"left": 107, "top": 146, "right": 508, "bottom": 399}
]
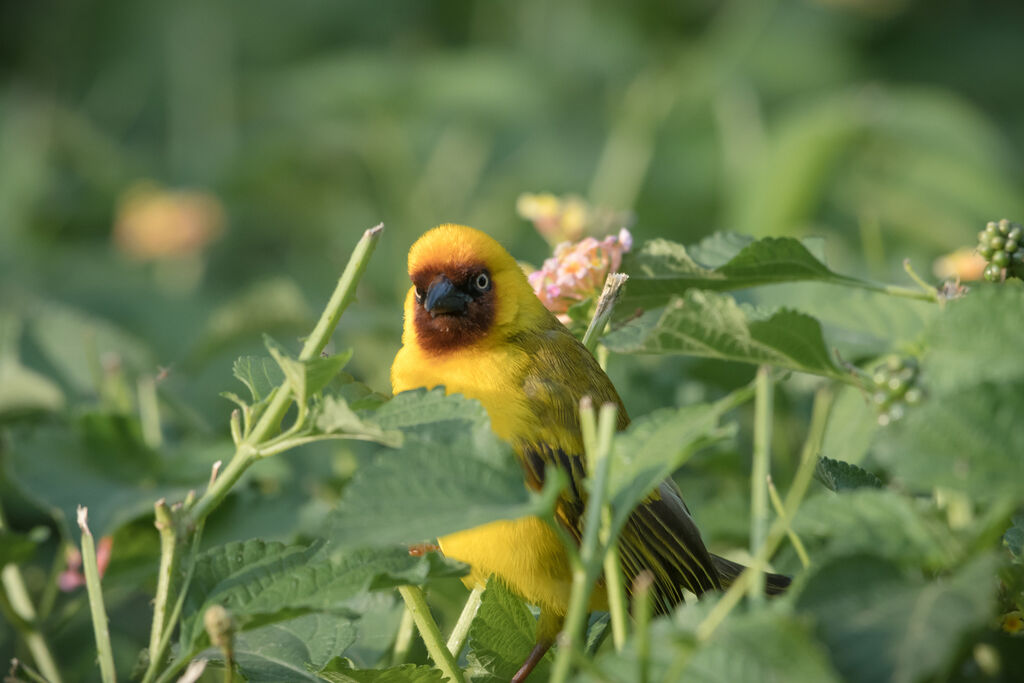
[{"left": 711, "top": 554, "right": 791, "bottom": 596}]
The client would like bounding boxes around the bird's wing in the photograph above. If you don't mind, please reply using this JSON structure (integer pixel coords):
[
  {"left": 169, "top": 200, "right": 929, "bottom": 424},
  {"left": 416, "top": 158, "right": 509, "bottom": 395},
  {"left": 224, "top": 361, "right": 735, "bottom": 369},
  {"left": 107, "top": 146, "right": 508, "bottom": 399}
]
[{"left": 508, "top": 324, "right": 721, "bottom": 611}]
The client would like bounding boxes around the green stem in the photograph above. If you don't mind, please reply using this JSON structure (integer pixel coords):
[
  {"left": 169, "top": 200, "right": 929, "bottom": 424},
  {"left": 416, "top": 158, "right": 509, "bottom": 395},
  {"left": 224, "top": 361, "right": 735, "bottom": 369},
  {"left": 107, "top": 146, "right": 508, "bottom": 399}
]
[
  {"left": 902, "top": 258, "right": 939, "bottom": 299},
  {"left": 749, "top": 366, "right": 772, "bottom": 604},
  {"left": 550, "top": 402, "right": 618, "bottom": 683},
  {"left": 601, "top": 538, "right": 628, "bottom": 652},
  {"left": 78, "top": 507, "right": 117, "bottom": 683},
  {"left": 147, "top": 501, "right": 179, "bottom": 664},
  {"left": 12, "top": 659, "right": 51, "bottom": 683},
  {"left": 582, "top": 273, "right": 629, "bottom": 353},
  {"left": 632, "top": 573, "right": 654, "bottom": 683},
  {"left": 138, "top": 374, "right": 163, "bottom": 449},
  {"left": 446, "top": 585, "right": 483, "bottom": 657},
  {"left": 839, "top": 275, "right": 938, "bottom": 303},
  {"left": 767, "top": 475, "right": 810, "bottom": 569},
  {"left": 0, "top": 500, "right": 63, "bottom": 683},
  {"left": 397, "top": 585, "right": 466, "bottom": 683},
  {"left": 391, "top": 604, "right": 416, "bottom": 665},
  {"left": 696, "top": 388, "right": 833, "bottom": 641}
]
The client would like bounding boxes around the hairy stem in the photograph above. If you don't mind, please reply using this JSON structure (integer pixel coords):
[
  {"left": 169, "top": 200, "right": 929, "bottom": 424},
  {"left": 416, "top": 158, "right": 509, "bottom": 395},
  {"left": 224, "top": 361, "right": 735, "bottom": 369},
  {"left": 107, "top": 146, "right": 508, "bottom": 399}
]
[
  {"left": 446, "top": 585, "right": 483, "bottom": 657},
  {"left": 696, "top": 388, "right": 833, "bottom": 641},
  {"left": 78, "top": 507, "right": 117, "bottom": 683},
  {"left": 749, "top": 366, "right": 773, "bottom": 603},
  {"left": 398, "top": 585, "right": 466, "bottom": 683},
  {"left": 582, "top": 273, "right": 629, "bottom": 353},
  {"left": 550, "top": 401, "right": 618, "bottom": 683}
]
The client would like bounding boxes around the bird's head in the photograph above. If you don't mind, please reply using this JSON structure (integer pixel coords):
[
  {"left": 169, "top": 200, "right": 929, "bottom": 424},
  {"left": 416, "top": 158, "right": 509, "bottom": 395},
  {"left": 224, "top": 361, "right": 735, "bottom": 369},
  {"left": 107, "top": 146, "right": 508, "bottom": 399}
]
[{"left": 404, "top": 224, "right": 548, "bottom": 354}]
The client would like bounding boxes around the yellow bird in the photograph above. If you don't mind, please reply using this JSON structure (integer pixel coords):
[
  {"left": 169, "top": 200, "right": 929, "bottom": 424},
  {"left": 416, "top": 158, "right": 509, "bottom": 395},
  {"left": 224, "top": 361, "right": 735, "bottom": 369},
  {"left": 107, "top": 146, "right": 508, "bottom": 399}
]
[{"left": 391, "top": 224, "right": 787, "bottom": 681}]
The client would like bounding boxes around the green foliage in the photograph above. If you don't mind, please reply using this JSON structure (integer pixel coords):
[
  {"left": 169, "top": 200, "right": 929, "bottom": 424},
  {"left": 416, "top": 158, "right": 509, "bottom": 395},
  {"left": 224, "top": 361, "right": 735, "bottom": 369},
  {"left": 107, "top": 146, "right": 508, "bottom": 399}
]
[
  {"left": 466, "top": 578, "right": 552, "bottom": 683},
  {"left": 797, "top": 555, "right": 997, "bottom": 683},
  {"left": 318, "top": 660, "right": 445, "bottom": 683},
  {"left": 814, "top": 457, "right": 882, "bottom": 493},
  {"left": 604, "top": 289, "right": 847, "bottom": 381}
]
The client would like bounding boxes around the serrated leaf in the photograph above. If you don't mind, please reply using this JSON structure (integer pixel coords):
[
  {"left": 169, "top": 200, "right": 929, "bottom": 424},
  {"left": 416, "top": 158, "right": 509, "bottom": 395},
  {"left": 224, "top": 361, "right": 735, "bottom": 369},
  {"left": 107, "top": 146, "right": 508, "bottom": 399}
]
[
  {"left": 234, "top": 356, "right": 285, "bottom": 402},
  {"left": 607, "top": 400, "right": 734, "bottom": 536},
  {"left": 180, "top": 540, "right": 463, "bottom": 652},
  {"left": 620, "top": 236, "right": 859, "bottom": 311},
  {"left": 792, "top": 489, "right": 959, "bottom": 569},
  {"left": 814, "top": 457, "right": 881, "bottom": 492},
  {"left": 315, "top": 395, "right": 400, "bottom": 446},
  {"left": 318, "top": 660, "right": 445, "bottom": 683},
  {"left": 579, "top": 603, "right": 840, "bottom": 683},
  {"left": 5, "top": 416, "right": 206, "bottom": 538},
  {"left": 604, "top": 290, "right": 845, "bottom": 380},
  {"left": 225, "top": 613, "right": 358, "bottom": 683},
  {"left": 466, "top": 577, "right": 551, "bottom": 683},
  {"left": 327, "top": 389, "right": 559, "bottom": 548},
  {"left": 1004, "top": 512, "right": 1024, "bottom": 564},
  {"left": 924, "top": 284, "right": 1024, "bottom": 392},
  {"left": 874, "top": 381, "right": 1024, "bottom": 499},
  {"left": 797, "top": 554, "right": 997, "bottom": 683},
  {"left": 266, "top": 337, "right": 352, "bottom": 404}
]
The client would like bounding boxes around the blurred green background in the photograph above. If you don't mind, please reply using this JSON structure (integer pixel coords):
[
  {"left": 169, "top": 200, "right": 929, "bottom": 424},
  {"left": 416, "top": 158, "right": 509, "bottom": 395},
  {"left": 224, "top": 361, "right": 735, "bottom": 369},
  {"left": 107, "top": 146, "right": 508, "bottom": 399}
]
[
  {"left": 2, "top": 0, "right": 1024, "bottom": 675},
  {"left": 3, "top": 0, "right": 1024, "bottom": 402}
]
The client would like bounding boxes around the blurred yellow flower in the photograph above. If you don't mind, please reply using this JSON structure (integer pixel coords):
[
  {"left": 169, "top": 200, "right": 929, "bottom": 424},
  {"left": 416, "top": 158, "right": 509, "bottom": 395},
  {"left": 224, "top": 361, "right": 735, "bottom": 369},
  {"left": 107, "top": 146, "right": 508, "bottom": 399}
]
[
  {"left": 112, "top": 182, "right": 225, "bottom": 260},
  {"left": 516, "top": 192, "right": 632, "bottom": 247},
  {"left": 932, "top": 247, "right": 986, "bottom": 282}
]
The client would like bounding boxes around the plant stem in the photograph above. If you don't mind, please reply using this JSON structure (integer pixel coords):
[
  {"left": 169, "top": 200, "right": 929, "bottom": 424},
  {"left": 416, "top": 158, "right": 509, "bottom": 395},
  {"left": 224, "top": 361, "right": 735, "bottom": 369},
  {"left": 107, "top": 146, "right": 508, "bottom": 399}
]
[
  {"left": 148, "top": 500, "right": 180, "bottom": 664},
  {"left": 550, "top": 402, "right": 618, "bottom": 683},
  {"left": 582, "top": 273, "right": 629, "bottom": 353},
  {"left": 696, "top": 388, "right": 833, "bottom": 641},
  {"left": 0, "top": 499, "right": 62, "bottom": 683},
  {"left": 78, "top": 507, "right": 117, "bottom": 683},
  {"left": 397, "top": 585, "right": 466, "bottom": 683},
  {"left": 749, "top": 366, "right": 772, "bottom": 604},
  {"left": 632, "top": 573, "right": 653, "bottom": 683},
  {"left": 446, "top": 585, "right": 483, "bottom": 657},
  {"left": 391, "top": 604, "right": 416, "bottom": 665},
  {"left": 840, "top": 275, "right": 938, "bottom": 303},
  {"left": 138, "top": 374, "right": 163, "bottom": 449},
  {"left": 601, "top": 538, "right": 628, "bottom": 652},
  {"left": 767, "top": 475, "right": 810, "bottom": 569},
  {"left": 137, "top": 224, "right": 386, "bottom": 683}
]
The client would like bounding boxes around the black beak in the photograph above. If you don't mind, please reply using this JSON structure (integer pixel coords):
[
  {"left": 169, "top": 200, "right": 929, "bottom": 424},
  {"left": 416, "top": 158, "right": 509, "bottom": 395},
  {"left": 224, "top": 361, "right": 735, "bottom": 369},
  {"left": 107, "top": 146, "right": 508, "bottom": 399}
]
[{"left": 424, "top": 275, "right": 472, "bottom": 316}]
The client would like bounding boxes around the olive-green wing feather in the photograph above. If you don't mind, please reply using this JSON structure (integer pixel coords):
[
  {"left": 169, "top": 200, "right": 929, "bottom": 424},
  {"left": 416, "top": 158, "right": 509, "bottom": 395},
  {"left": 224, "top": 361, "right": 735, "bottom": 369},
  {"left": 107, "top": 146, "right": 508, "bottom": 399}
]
[{"left": 507, "top": 323, "right": 722, "bottom": 612}]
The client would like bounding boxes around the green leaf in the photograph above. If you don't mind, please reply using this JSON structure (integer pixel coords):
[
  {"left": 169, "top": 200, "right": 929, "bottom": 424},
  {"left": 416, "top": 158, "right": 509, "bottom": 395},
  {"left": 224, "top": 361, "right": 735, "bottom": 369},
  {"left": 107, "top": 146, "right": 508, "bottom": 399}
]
[
  {"left": 607, "top": 400, "right": 734, "bottom": 536},
  {"left": 0, "top": 357, "right": 65, "bottom": 417},
  {"left": 318, "top": 660, "right": 444, "bottom": 683},
  {"left": 228, "top": 613, "right": 358, "bottom": 683},
  {"left": 327, "top": 390, "right": 560, "bottom": 549},
  {"left": 792, "top": 489, "right": 959, "bottom": 569},
  {"left": 874, "top": 381, "right": 1024, "bottom": 499},
  {"left": 814, "top": 457, "right": 881, "bottom": 492},
  {"left": 266, "top": 336, "right": 352, "bottom": 404},
  {"left": 5, "top": 416, "right": 206, "bottom": 538},
  {"left": 315, "top": 395, "right": 400, "bottom": 446},
  {"left": 466, "top": 577, "right": 551, "bottom": 683},
  {"left": 678, "top": 611, "right": 841, "bottom": 683},
  {"left": 620, "top": 236, "right": 858, "bottom": 312},
  {"left": 28, "top": 302, "right": 155, "bottom": 393},
  {"left": 180, "top": 540, "right": 464, "bottom": 652},
  {"left": 923, "top": 284, "right": 1024, "bottom": 393},
  {"left": 234, "top": 355, "right": 285, "bottom": 402},
  {"left": 579, "top": 604, "right": 840, "bottom": 683},
  {"left": 604, "top": 290, "right": 846, "bottom": 380},
  {"left": 1004, "top": 512, "right": 1024, "bottom": 564},
  {"left": 796, "top": 554, "right": 997, "bottom": 683},
  {"left": 819, "top": 384, "right": 878, "bottom": 467}
]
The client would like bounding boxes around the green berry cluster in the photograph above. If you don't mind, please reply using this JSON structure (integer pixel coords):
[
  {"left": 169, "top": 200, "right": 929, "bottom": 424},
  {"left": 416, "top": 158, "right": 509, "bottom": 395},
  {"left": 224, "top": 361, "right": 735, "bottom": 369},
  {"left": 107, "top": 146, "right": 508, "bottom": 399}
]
[
  {"left": 870, "top": 357, "right": 923, "bottom": 426},
  {"left": 977, "top": 219, "right": 1024, "bottom": 282}
]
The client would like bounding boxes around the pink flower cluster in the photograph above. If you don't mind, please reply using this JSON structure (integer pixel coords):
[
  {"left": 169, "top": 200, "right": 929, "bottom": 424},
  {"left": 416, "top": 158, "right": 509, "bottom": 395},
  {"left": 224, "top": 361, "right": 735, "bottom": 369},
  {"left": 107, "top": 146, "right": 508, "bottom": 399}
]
[
  {"left": 59, "top": 536, "right": 113, "bottom": 592},
  {"left": 528, "top": 228, "right": 633, "bottom": 318}
]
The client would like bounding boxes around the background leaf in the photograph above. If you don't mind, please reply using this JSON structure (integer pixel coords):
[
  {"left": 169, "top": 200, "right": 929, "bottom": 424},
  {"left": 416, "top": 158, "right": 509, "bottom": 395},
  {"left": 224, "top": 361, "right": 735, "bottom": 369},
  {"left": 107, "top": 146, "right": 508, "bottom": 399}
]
[
  {"left": 814, "top": 457, "right": 881, "bottom": 492},
  {"left": 796, "top": 554, "right": 997, "bottom": 683},
  {"left": 466, "top": 578, "right": 552, "bottom": 683},
  {"left": 605, "top": 290, "right": 846, "bottom": 381}
]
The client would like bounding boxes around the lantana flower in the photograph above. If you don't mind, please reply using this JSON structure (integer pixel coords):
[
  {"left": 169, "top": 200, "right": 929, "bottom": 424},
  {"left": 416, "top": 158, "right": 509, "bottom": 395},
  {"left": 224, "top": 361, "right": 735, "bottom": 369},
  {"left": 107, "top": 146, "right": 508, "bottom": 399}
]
[
  {"left": 112, "top": 182, "right": 225, "bottom": 261},
  {"left": 528, "top": 228, "right": 633, "bottom": 320}
]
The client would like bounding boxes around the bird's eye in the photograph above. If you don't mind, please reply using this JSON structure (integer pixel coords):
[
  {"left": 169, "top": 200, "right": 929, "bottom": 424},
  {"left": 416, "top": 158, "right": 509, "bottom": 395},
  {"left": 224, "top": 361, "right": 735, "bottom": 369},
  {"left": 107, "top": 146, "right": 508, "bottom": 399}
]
[
  {"left": 414, "top": 287, "right": 425, "bottom": 303},
  {"left": 474, "top": 272, "right": 491, "bottom": 292}
]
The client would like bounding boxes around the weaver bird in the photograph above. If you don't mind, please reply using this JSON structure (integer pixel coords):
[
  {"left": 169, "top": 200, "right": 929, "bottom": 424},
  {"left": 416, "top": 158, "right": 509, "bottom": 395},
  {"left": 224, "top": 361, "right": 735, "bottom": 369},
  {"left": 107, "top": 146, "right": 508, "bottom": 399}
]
[{"left": 391, "top": 224, "right": 788, "bottom": 681}]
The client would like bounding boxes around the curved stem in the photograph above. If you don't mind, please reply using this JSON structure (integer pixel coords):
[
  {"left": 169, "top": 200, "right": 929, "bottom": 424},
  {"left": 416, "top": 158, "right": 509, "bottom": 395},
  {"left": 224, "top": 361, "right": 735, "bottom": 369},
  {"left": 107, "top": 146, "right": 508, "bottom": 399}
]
[
  {"left": 446, "top": 585, "right": 483, "bottom": 657},
  {"left": 398, "top": 585, "right": 466, "bottom": 683}
]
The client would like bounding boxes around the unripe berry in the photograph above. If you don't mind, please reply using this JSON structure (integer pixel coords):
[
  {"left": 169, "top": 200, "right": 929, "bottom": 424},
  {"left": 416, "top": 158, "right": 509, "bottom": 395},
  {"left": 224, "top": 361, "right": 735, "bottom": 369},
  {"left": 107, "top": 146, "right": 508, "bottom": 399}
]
[
  {"left": 984, "top": 263, "right": 1003, "bottom": 282},
  {"left": 999, "top": 218, "right": 1012, "bottom": 234},
  {"left": 989, "top": 236, "right": 1006, "bottom": 250},
  {"left": 1006, "top": 239, "right": 1018, "bottom": 253},
  {"left": 993, "top": 251, "right": 1011, "bottom": 267}
]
